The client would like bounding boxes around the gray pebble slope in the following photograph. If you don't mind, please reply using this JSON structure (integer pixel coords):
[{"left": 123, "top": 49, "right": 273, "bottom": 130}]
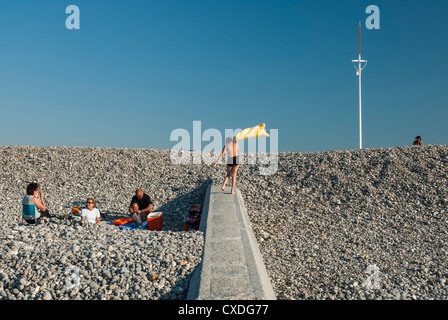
[
  {"left": 1, "top": 145, "right": 448, "bottom": 300},
  {"left": 0, "top": 146, "right": 211, "bottom": 300},
  {"left": 240, "top": 145, "right": 448, "bottom": 300}
]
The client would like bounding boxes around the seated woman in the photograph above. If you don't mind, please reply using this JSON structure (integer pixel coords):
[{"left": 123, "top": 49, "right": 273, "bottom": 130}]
[
  {"left": 22, "top": 183, "right": 50, "bottom": 224},
  {"left": 81, "top": 198, "right": 101, "bottom": 224}
]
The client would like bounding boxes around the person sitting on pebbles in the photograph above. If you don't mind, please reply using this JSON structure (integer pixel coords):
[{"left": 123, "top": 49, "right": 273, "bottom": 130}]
[
  {"left": 81, "top": 197, "right": 101, "bottom": 224},
  {"left": 129, "top": 189, "right": 153, "bottom": 224},
  {"left": 22, "top": 182, "right": 51, "bottom": 224}
]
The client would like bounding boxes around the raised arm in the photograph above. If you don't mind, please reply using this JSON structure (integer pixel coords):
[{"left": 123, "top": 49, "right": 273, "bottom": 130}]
[{"left": 32, "top": 191, "right": 46, "bottom": 211}]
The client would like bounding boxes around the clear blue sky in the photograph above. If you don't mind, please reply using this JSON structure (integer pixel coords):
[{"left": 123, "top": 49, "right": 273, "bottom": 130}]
[{"left": 1, "top": 0, "right": 447, "bottom": 152}]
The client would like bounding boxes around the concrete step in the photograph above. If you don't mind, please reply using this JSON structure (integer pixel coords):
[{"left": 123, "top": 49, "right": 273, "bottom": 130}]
[{"left": 187, "top": 184, "right": 276, "bottom": 300}]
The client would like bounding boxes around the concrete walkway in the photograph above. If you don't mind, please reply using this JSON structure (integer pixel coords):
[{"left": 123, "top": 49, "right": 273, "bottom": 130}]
[{"left": 187, "top": 184, "right": 276, "bottom": 300}]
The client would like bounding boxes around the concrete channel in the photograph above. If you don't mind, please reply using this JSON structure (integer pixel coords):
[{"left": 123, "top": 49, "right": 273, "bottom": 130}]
[{"left": 187, "top": 184, "right": 276, "bottom": 300}]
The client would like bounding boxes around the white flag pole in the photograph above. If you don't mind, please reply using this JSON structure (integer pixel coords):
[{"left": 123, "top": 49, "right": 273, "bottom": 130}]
[{"left": 352, "top": 22, "right": 367, "bottom": 149}]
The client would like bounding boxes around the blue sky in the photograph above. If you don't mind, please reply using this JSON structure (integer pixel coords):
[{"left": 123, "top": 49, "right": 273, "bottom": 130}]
[{"left": 1, "top": 0, "right": 447, "bottom": 152}]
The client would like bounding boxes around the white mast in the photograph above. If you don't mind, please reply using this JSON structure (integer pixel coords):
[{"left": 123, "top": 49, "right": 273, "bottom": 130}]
[{"left": 352, "top": 22, "right": 367, "bottom": 149}]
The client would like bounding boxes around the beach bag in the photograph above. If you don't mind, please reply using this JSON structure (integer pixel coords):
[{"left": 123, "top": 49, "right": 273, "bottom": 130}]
[
  {"left": 183, "top": 204, "right": 203, "bottom": 231},
  {"left": 72, "top": 207, "right": 81, "bottom": 216},
  {"left": 131, "top": 212, "right": 143, "bottom": 225}
]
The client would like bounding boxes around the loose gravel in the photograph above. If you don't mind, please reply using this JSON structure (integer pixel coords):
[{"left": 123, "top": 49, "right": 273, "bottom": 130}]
[{"left": 1, "top": 145, "right": 447, "bottom": 300}]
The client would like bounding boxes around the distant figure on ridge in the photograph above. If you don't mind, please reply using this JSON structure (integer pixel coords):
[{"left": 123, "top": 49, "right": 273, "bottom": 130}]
[
  {"left": 129, "top": 189, "right": 153, "bottom": 224},
  {"left": 413, "top": 136, "right": 423, "bottom": 146},
  {"left": 212, "top": 137, "right": 240, "bottom": 195}
]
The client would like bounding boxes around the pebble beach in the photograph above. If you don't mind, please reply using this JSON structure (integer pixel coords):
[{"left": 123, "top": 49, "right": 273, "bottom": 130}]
[{"left": 1, "top": 144, "right": 448, "bottom": 300}]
